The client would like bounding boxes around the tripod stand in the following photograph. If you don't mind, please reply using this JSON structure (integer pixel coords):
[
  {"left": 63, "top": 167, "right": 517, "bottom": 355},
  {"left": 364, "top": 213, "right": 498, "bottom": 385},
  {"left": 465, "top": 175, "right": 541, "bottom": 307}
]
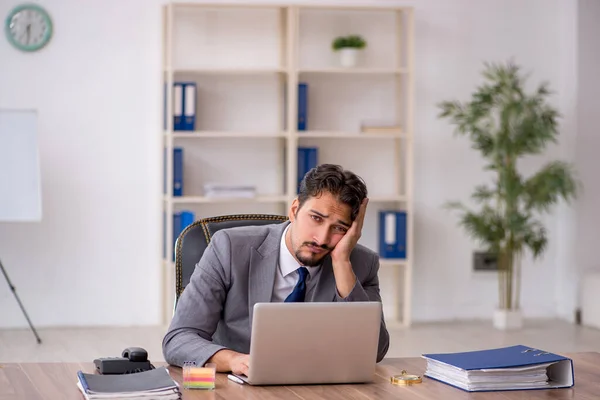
[{"left": 0, "top": 258, "right": 42, "bottom": 344}]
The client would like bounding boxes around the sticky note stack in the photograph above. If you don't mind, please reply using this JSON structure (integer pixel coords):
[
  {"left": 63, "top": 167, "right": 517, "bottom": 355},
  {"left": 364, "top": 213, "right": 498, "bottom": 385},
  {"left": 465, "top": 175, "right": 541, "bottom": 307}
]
[{"left": 183, "top": 362, "right": 216, "bottom": 390}]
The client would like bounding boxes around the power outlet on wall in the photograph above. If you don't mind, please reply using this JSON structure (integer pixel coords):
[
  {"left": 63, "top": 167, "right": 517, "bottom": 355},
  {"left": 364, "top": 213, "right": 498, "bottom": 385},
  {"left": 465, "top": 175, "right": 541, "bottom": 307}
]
[{"left": 473, "top": 251, "right": 498, "bottom": 271}]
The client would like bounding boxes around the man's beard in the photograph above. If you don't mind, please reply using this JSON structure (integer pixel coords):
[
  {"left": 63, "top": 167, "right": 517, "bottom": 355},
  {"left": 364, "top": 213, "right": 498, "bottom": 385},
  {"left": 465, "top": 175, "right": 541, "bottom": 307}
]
[{"left": 295, "top": 242, "right": 331, "bottom": 266}]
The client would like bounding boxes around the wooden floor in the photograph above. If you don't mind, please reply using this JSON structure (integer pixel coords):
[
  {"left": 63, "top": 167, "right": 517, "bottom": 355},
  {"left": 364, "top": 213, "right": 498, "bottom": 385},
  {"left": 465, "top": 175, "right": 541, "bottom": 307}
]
[{"left": 1, "top": 319, "right": 599, "bottom": 363}]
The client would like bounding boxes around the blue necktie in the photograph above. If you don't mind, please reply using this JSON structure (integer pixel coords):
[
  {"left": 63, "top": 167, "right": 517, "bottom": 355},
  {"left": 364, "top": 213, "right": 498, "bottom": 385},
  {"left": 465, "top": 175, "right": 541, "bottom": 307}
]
[{"left": 285, "top": 267, "right": 309, "bottom": 302}]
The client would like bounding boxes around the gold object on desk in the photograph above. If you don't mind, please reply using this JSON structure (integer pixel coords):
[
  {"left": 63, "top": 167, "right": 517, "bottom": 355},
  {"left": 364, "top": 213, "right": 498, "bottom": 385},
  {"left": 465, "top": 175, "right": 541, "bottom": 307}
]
[{"left": 390, "top": 370, "right": 422, "bottom": 385}]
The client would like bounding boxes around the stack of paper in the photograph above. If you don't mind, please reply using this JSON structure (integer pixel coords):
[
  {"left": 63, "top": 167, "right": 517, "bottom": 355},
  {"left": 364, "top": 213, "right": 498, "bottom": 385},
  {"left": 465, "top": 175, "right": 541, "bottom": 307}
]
[
  {"left": 422, "top": 345, "right": 574, "bottom": 392},
  {"left": 203, "top": 183, "right": 256, "bottom": 198},
  {"left": 76, "top": 367, "right": 181, "bottom": 399}
]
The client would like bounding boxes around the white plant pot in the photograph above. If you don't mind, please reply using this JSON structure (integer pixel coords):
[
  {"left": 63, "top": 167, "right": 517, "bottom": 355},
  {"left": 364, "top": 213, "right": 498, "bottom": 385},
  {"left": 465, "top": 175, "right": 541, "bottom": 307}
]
[
  {"left": 493, "top": 309, "right": 523, "bottom": 330},
  {"left": 339, "top": 48, "right": 359, "bottom": 67}
]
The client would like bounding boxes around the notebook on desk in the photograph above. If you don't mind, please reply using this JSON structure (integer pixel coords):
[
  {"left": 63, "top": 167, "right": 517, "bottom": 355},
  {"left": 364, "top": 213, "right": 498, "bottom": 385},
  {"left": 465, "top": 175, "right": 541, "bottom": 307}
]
[
  {"left": 76, "top": 367, "right": 181, "bottom": 399},
  {"left": 422, "top": 345, "right": 574, "bottom": 392}
]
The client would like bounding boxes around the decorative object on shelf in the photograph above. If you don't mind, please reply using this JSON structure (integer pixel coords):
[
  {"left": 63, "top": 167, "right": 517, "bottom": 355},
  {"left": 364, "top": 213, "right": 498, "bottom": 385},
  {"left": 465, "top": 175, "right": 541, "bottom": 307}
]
[
  {"left": 331, "top": 35, "right": 366, "bottom": 68},
  {"left": 439, "top": 60, "right": 580, "bottom": 330},
  {"left": 4, "top": 3, "right": 53, "bottom": 52}
]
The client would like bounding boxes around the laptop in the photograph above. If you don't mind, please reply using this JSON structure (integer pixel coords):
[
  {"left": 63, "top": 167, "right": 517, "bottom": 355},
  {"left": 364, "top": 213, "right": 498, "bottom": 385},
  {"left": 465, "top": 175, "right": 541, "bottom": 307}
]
[{"left": 233, "top": 301, "right": 382, "bottom": 385}]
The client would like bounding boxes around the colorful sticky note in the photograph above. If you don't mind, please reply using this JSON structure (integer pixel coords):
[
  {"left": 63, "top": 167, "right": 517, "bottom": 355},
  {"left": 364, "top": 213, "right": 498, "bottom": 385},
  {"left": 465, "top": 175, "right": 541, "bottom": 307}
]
[{"left": 183, "top": 362, "right": 216, "bottom": 390}]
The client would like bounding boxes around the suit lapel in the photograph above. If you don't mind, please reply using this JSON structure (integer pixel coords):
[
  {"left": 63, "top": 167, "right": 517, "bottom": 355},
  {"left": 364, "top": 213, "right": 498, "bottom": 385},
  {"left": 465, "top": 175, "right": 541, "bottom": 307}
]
[
  {"left": 311, "top": 256, "right": 337, "bottom": 302},
  {"left": 248, "top": 222, "right": 288, "bottom": 325}
]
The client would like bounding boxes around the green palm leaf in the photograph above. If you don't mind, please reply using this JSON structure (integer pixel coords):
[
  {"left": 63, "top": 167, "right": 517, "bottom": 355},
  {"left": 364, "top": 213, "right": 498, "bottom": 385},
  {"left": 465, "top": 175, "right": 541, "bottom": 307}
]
[{"left": 523, "top": 161, "right": 578, "bottom": 213}]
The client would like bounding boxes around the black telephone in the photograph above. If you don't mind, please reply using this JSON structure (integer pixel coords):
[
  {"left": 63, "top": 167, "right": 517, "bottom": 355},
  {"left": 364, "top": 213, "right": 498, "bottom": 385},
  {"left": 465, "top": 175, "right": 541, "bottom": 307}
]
[{"left": 94, "top": 347, "right": 155, "bottom": 375}]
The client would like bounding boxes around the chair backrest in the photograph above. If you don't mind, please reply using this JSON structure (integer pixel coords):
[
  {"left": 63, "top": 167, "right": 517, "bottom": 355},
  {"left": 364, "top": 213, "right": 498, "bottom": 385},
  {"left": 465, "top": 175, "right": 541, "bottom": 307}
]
[{"left": 174, "top": 213, "right": 288, "bottom": 307}]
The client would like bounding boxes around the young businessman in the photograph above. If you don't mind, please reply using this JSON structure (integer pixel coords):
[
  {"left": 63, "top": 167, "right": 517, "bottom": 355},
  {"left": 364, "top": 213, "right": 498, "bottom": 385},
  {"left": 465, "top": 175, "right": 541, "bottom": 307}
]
[{"left": 162, "top": 164, "right": 390, "bottom": 376}]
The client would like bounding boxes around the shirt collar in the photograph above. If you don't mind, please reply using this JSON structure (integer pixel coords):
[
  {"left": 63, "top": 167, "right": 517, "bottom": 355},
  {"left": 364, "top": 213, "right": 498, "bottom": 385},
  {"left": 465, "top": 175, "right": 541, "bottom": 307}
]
[{"left": 279, "top": 223, "right": 320, "bottom": 279}]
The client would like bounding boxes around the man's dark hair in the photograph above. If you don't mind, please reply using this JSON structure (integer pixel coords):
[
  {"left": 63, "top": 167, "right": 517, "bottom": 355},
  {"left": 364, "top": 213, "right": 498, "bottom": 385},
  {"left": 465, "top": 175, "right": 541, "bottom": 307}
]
[{"left": 297, "top": 164, "right": 368, "bottom": 221}]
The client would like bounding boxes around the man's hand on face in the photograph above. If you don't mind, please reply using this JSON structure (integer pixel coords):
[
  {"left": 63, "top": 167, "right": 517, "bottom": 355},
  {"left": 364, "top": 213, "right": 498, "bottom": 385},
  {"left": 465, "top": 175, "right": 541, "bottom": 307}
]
[
  {"left": 330, "top": 198, "right": 368, "bottom": 263},
  {"left": 229, "top": 353, "right": 250, "bottom": 376}
]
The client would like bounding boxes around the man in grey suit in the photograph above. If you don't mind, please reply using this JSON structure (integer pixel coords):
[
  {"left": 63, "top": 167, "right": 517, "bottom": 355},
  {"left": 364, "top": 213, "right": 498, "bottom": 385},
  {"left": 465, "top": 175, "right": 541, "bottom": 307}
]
[{"left": 162, "top": 164, "right": 390, "bottom": 376}]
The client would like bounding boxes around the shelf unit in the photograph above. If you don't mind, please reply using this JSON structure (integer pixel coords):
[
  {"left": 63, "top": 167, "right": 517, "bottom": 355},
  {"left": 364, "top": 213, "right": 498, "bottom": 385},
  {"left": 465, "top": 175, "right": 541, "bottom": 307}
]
[{"left": 161, "top": 2, "right": 414, "bottom": 329}]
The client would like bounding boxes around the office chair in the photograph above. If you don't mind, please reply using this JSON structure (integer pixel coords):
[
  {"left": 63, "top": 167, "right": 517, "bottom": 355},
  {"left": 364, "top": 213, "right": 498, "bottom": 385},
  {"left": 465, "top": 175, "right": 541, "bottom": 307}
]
[{"left": 174, "top": 213, "right": 288, "bottom": 309}]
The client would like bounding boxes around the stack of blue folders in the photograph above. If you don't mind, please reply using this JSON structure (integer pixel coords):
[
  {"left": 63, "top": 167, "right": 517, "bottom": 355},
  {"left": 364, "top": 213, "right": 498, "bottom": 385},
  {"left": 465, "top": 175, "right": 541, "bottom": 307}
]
[{"left": 422, "top": 345, "right": 574, "bottom": 392}]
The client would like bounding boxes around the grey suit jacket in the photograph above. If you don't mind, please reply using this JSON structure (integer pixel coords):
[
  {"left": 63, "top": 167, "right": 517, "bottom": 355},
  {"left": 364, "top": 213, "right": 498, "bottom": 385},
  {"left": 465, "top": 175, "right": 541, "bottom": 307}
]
[{"left": 162, "top": 221, "right": 390, "bottom": 368}]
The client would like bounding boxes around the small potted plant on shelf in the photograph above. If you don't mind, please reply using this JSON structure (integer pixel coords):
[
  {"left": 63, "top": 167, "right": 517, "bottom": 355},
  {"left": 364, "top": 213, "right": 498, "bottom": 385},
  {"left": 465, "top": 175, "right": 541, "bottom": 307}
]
[
  {"left": 439, "top": 60, "right": 579, "bottom": 330},
  {"left": 332, "top": 35, "right": 367, "bottom": 68}
]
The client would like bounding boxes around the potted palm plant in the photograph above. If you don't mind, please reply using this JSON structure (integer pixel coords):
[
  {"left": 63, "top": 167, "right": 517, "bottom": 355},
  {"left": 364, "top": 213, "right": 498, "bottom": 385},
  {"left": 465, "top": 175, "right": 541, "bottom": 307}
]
[
  {"left": 438, "top": 61, "right": 579, "bottom": 330},
  {"left": 332, "top": 35, "right": 366, "bottom": 68}
]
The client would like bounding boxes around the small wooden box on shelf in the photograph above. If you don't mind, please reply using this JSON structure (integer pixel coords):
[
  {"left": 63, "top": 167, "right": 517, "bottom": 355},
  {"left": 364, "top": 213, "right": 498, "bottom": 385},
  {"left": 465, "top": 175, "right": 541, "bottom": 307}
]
[{"left": 161, "top": 2, "right": 414, "bottom": 329}]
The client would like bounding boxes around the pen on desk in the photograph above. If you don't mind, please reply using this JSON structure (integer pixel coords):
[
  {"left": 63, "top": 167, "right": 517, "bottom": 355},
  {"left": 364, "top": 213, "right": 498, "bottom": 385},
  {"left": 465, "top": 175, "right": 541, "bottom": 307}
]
[{"left": 227, "top": 374, "right": 245, "bottom": 385}]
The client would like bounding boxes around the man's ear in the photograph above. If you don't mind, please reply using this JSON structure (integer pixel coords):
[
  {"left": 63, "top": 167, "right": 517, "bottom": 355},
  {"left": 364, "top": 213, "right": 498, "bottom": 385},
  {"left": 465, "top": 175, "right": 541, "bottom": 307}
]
[{"left": 289, "top": 198, "right": 299, "bottom": 221}]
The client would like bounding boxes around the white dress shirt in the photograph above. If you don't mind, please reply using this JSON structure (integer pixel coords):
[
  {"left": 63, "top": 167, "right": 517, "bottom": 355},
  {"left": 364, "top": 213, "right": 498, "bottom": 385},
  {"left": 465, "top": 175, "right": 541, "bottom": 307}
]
[{"left": 271, "top": 224, "right": 322, "bottom": 302}]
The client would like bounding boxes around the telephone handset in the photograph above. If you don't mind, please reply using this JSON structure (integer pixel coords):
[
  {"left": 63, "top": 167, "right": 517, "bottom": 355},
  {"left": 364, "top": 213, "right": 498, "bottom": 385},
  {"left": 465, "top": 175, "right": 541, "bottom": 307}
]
[{"left": 94, "top": 347, "right": 155, "bottom": 374}]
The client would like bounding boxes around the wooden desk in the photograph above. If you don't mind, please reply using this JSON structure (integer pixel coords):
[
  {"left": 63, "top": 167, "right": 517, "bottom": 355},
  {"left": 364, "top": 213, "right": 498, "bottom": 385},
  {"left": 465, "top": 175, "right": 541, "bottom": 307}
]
[{"left": 1, "top": 352, "right": 599, "bottom": 399}]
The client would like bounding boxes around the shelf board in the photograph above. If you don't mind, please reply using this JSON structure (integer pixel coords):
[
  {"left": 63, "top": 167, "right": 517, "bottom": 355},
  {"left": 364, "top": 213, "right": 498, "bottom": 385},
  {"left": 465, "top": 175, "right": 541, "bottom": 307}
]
[
  {"left": 166, "top": 67, "right": 287, "bottom": 75},
  {"left": 298, "top": 5, "right": 408, "bottom": 11},
  {"left": 298, "top": 67, "right": 408, "bottom": 75},
  {"left": 166, "top": 195, "right": 288, "bottom": 204},
  {"left": 167, "top": 131, "right": 287, "bottom": 138},
  {"left": 172, "top": 2, "right": 286, "bottom": 10},
  {"left": 296, "top": 131, "right": 405, "bottom": 139}
]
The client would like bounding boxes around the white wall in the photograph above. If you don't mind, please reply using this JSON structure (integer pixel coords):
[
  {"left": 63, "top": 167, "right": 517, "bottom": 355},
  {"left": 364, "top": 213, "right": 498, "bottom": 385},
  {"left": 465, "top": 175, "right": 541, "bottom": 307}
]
[
  {"left": 0, "top": 0, "right": 163, "bottom": 327},
  {"left": 0, "top": 0, "right": 584, "bottom": 328},
  {"left": 570, "top": 0, "right": 600, "bottom": 318}
]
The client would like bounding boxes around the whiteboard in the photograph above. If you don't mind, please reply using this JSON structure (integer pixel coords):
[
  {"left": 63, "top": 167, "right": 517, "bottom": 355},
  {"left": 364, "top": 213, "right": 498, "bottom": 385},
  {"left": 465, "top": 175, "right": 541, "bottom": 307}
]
[{"left": 0, "top": 110, "right": 42, "bottom": 222}]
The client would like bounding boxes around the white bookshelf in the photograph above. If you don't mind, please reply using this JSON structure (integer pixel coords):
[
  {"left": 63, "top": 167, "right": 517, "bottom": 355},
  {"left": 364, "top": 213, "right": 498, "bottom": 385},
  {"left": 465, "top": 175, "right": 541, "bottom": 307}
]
[{"left": 161, "top": 2, "right": 414, "bottom": 329}]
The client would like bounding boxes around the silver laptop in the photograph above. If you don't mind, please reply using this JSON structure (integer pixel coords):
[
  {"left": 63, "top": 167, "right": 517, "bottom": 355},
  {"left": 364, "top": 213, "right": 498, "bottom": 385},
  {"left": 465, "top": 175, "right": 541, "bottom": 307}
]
[{"left": 234, "top": 301, "right": 382, "bottom": 385}]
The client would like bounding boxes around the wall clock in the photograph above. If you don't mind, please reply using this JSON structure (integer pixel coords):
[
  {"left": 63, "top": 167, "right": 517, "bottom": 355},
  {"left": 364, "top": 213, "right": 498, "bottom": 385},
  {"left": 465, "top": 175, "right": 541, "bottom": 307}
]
[{"left": 5, "top": 4, "right": 53, "bottom": 52}]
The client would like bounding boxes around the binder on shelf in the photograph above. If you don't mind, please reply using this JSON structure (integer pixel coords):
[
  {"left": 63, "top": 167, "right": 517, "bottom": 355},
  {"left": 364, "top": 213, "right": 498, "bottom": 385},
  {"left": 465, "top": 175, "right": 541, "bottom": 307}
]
[
  {"left": 422, "top": 345, "right": 575, "bottom": 392},
  {"left": 172, "top": 210, "right": 195, "bottom": 261},
  {"left": 182, "top": 82, "right": 196, "bottom": 131},
  {"left": 297, "top": 147, "right": 318, "bottom": 193},
  {"left": 172, "top": 82, "right": 196, "bottom": 131},
  {"left": 298, "top": 82, "right": 308, "bottom": 131},
  {"left": 173, "top": 83, "right": 183, "bottom": 131},
  {"left": 173, "top": 147, "right": 183, "bottom": 197},
  {"left": 282, "top": 82, "right": 288, "bottom": 131},
  {"left": 378, "top": 210, "right": 406, "bottom": 258},
  {"left": 172, "top": 212, "right": 180, "bottom": 262},
  {"left": 163, "top": 148, "right": 184, "bottom": 196},
  {"left": 163, "top": 83, "right": 167, "bottom": 130}
]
